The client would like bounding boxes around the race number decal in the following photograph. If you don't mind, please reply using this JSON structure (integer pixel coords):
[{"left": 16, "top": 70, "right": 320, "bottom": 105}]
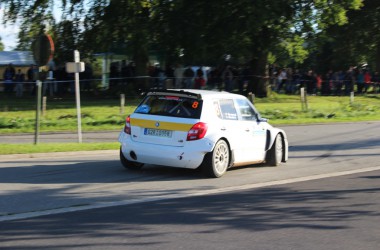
[{"left": 192, "top": 101, "right": 199, "bottom": 109}]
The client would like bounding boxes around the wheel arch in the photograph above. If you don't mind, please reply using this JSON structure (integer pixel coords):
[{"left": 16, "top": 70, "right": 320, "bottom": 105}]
[
  {"left": 212, "top": 137, "right": 234, "bottom": 168},
  {"left": 266, "top": 129, "right": 288, "bottom": 162}
]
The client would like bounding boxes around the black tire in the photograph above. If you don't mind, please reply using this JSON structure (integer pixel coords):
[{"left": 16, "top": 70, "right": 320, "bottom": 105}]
[
  {"left": 266, "top": 134, "right": 283, "bottom": 166},
  {"left": 202, "top": 140, "right": 230, "bottom": 178},
  {"left": 120, "top": 147, "right": 144, "bottom": 170}
]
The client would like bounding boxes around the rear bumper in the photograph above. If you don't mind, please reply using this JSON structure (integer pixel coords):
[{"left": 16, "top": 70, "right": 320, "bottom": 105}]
[{"left": 118, "top": 131, "right": 214, "bottom": 169}]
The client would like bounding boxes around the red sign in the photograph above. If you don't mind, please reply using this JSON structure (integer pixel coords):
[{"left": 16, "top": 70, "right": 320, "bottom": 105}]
[{"left": 32, "top": 34, "right": 55, "bottom": 66}]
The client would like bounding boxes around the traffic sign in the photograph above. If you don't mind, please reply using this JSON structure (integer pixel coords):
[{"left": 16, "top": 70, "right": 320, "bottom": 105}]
[
  {"left": 32, "top": 34, "right": 54, "bottom": 66},
  {"left": 66, "top": 62, "right": 85, "bottom": 73}
]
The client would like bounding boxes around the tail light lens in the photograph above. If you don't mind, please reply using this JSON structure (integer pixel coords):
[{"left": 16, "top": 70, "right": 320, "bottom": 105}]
[
  {"left": 187, "top": 122, "right": 208, "bottom": 141},
  {"left": 124, "top": 116, "right": 131, "bottom": 134}
]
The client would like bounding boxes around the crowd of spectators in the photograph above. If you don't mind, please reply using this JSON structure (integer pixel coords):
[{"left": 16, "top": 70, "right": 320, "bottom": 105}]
[
  {"left": 2, "top": 61, "right": 380, "bottom": 97},
  {"left": 269, "top": 66, "right": 380, "bottom": 96},
  {"left": 143, "top": 64, "right": 380, "bottom": 96},
  {"left": 144, "top": 64, "right": 255, "bottom": 94},
  {"left": 1, "top": 63, "right": 94, "bottom": 98}
]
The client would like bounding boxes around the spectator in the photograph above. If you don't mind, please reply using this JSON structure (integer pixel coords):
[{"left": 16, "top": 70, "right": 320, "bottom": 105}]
[
  {"left": 27, "top": 64, "right": 39, "bottom": 95},
  {"left": 120, "top": 60, "right": 130, "bottom": 93},
  {"left": 372, "top": 71, "right": 379, "bottom": 93},
  {"left": 321, "top": 70, "right": 332, "bottom": 96},
  {"left": 276, "top": 68, "right": 287, "bottom": 93},
  {"left": 285, "top": 68, "right": 293, "bottom": 94},
  {"left": 109, "top": 63, "right": 120, "bottom": 91},
  {"left": 364, "top": 70, "right": 371, "bottom": 93},
  {"left": 196, "top": 66, "right": 204, "bottom": 78},
  {"left": 173, "top": 64, "right": 184, "bottom": 88},
  {"left": 152, "top": 63, "right": 165, "bottom": 88},
  {"left": 81, "top": 63, "right": 93, "bottom": 92},
  {"left": 3, "top": 63, "right": 16, "bottom": 94},
  {"left": 14, "top": 69, "right": 25, "bottom": 97},
  {"left": 194, "top": 67, "right": 206, "bottom": 89},
  {"left": 292, "top": 69, "right": 301, "bottom": 94},
  {"left": 344, "top": 69, "right": 354, "bottom": 95},
  {"left": 334, "top": 70, "right": 345, "bottom": 96},
  {"left": 125, "top": 61, "right": 137, "bottom": 92},
  {"left": 165, "top": 64, "right": 174, "bottom": 88},
  {"left": 303, "top": 70, "right": 316, "bottom": 95},
  {"left": 356, "top": 69, "right": 365, "bottom": 94},
  {"left": 183, "top": 66, "right": 194, "bottom": 88},
  {"left": 55, "top": 65, "right": 69, "bottom": 96},
  {"left": 207, "top": 67, "right": 220, "bottom": 90},
  {"left": 270, "top": 65, "right": 278, "bottom": 91},
  {"left": 44, "top": 66, "right": 56, "bottom": 97},
  {"left": 238, "top": 66, "right": 251, "bottom": 94},
  {"left": 222, "top": 65, "right": 234, "bottom": 92},
  {"left": 315, "top": 73, "right": 322, "bottom": 94}
]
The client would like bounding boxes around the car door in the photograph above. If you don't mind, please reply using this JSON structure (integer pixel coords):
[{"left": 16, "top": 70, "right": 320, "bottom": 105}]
[
  {"left": 216, "top": 98, "right": 248, "bottom": 163},
  {"left": 234, "top": 98, "right": 267, "bottom": 162}
]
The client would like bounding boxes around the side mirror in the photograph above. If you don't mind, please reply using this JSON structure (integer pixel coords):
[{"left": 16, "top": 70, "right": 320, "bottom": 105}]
[{"left": 257, "top": 117, "right": 268, "bottom": 123}]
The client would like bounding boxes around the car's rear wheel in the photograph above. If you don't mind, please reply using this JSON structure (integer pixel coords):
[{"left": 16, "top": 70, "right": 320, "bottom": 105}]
[
  {"left": 202, "top": 140, "right": 230, "bottom": 178},
  {"left": 120, "top": 147, "right": 144, "bottom": 170},
  {"left": 266, "top": 134, "right": 283, "bottom": 166}
]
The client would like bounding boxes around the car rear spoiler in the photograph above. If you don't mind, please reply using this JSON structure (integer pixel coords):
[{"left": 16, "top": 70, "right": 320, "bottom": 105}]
[{"left": 142, "top": 89, "right": 202, "bottom": 100}]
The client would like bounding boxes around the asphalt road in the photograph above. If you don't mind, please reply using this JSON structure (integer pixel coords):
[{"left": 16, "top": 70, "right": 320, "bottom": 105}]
[
  {"left": 1, "top": 170, "right": 379, "bottom": 250},
  {"left": 0, "top": 121, "right": 380, "bottom": 249}
]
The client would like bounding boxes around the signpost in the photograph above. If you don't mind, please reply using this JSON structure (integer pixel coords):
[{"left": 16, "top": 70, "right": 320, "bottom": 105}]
[
  {"left": 32, "top": 34, "right": 54, "bottom": 144},
  {"left": 66, "top": 50, "right": 85, "bottom": 143},
  {"left": 34, "top": 81, "right": 42, "bottom": 144},
  {"left": 300, "top": 87, "right": 308, "bottom": 111}
]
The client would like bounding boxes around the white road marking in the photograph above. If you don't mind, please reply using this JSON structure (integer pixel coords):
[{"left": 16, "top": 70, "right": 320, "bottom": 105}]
[{"left": 1, "top": 165, "right": 380, "bottom": 222}]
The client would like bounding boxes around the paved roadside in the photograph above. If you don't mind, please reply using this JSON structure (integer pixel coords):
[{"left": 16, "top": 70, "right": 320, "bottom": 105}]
[
  {"left": 2, "top": 122, "right": 378, "bottom": 144},
  {"left": 0, "top": 149, "right": 119, "bottom": 161},
  {"left": 0, "top": 131, "right": 120, "bottom": 144},
  {"left": 0, "top": 131, "right": 120, "bottom": 160}
]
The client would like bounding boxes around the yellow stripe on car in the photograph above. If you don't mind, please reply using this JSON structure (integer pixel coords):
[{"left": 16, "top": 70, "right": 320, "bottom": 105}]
[{"left": 131, "top": 118, "right": 193, "bottom": 131}]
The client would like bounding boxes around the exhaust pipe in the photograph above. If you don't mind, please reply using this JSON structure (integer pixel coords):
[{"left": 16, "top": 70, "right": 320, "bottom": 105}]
[{"left": 130, "top": 151, "right": 137, "bottom": 160}]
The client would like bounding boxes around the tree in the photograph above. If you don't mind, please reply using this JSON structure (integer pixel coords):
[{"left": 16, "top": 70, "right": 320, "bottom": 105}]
[
  {"left": 153, "top": 0, "right": 362, "bottom": 95},
  {"left": 0, "top": 0, "right": 364, "bottom": 95},
  {"left": 0, "top": 37, "right": 4, "bottom": 51},
  {"left": 315, "top": 0, "right": 380, "bottom": 72},
  {"left": 52, "top": 19, "right": 81, "bottom": 65},
  {"left": 1, "top": 1, "right": 55, "bottom": 50},
  {"left": 78, "top": 0, "right": 155, "bottom": 86}
]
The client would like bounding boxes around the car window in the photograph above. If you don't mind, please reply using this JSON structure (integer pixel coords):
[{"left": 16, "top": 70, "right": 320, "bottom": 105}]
[
  {"left": 235, "top": 98, "right": 257, "bottom": 120},
  {"left": 135, "top": 95, "right": 202, "bottom": 118},
  {"left": 218, "top": 99, "right": 238, "bottom": 120},
  {"left": 213, "top": 101, "right": 222, "bottom": 119}
]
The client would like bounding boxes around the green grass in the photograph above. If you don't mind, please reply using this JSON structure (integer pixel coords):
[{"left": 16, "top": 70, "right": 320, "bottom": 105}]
[
  {"left": 1, "top": 93, "right": 379, "bottom": 155},
  {"left": 0, "top": 96, "right": 139, "bottom": 133},
  {"left": 254, "top": 94, "right": 380, "bottom": 124}
]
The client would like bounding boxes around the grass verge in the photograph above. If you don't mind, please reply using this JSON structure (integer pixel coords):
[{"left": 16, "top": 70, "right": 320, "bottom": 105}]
[{"left": 1, "top": 93, "right": 379, "bottom": 155}]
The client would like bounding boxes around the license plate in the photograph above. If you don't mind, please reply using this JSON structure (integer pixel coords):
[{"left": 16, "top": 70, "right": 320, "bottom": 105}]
[{"left": 144, "top": 128, "right": 172, "bottom": 138}]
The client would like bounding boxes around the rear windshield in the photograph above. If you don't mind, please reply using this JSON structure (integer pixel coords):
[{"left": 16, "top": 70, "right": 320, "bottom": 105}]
[{"left": 135, "top": 94, "right": 203, "bottom": 119}]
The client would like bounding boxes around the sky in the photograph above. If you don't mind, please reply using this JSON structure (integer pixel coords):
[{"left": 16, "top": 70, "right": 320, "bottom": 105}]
[
  {"left": 1, "top": 2, "right": 63, "bottom": 51},
  {"left": 0, "top": 12, "right": 19, "bottom": 51}
]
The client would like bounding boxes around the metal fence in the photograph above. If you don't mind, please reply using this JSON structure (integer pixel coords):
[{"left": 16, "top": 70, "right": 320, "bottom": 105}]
[{"left": 1, "top": 75, "right": 379, "bottom": 144}]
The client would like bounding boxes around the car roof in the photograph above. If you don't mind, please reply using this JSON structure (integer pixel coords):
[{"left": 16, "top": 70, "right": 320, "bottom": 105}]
[{"left": 150, "top": 89, "right": 246, "bottom": 100}]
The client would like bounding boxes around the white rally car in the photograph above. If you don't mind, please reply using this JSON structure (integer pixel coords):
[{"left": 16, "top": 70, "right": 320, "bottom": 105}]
[{"left": 119, "top": 89, "right": 288, "bottom": 178}]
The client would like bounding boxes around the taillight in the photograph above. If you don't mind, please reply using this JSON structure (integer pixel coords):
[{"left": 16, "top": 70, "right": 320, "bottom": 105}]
[
  {"left": 187, "top": 122, "right": 208, "bottom": 141},
  {"left": 124, "top": 116, "right": 131, "bottom": 134}
]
